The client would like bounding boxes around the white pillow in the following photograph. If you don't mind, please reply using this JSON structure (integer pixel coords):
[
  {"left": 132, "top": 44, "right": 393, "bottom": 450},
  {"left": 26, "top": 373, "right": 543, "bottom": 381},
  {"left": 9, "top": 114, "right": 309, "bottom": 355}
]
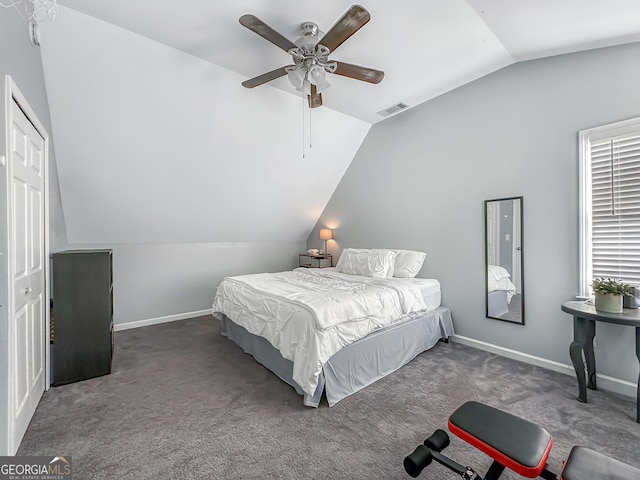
[
  {"left": 488, "top": 264, "right": 511, "bottom": 281},
  {"left": 336, "top": 249, "right": 396, "bottom": 278},
  {"left": 391, "top": 249, "right": 427, "bottom": 278},
  {"left": 335, "top": 248, "right": 392, "bottom": 275},
  {"left": 335, "top": 248, "right": 427, "bottom": 278},
  {"left": 335, "top": 248, "right": 367, "bottom": 271}
]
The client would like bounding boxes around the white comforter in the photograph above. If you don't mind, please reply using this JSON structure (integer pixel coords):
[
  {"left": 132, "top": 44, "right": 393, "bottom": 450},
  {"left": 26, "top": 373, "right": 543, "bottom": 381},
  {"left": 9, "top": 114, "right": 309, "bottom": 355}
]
[
  {"left": 212, "top": 268, "right": 432, "bottom": 396},
  {"left": 487, "top": 265, "right": 517, "bottom": 301}
]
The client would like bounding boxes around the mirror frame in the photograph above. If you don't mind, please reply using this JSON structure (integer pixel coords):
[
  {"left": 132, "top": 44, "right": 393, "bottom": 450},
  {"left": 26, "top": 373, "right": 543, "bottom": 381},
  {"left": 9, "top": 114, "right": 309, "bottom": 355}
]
[{"left": 484, "top": 196, "right": 524, "bottom": 325}]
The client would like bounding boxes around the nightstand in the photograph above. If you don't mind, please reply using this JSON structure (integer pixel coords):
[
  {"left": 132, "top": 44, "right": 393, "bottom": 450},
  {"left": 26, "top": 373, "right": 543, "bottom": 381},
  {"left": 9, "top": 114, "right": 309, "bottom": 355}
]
[{"left": 299, "top": 253, "right": 332, "bottom": 268}]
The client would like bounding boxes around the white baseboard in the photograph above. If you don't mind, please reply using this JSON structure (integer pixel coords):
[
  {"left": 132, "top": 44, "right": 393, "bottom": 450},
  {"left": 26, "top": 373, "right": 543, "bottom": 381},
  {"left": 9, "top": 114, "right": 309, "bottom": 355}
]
[
  {"left": 451, "top": 334, "right": 637, "bottom": 400},
  {"left": 114, "top": 309, "right": 212, "bottom": 331}
]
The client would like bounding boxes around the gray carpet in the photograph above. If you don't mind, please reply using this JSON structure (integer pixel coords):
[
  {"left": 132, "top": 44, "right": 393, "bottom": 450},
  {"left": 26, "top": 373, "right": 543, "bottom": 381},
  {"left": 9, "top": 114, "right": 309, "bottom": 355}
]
[
  {"left": 18, "top": 315, "right": 640, "bottom": 479},
  {"left": 493, "top": 294, "right": 522, "bottom": 323}
]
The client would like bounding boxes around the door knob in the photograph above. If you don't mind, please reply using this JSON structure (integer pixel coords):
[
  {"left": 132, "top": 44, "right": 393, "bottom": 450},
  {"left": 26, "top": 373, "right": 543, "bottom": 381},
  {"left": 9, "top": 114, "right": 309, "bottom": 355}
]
[{"left": 25, "top": 287, "right": 32, "bottom": 294}]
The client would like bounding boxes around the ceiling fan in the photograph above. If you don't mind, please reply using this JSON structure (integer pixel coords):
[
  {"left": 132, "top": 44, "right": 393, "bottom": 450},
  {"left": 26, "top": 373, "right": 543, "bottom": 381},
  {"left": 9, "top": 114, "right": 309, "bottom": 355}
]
[{"left": 239, "top": 4, "right": 384, "bottom": 108}]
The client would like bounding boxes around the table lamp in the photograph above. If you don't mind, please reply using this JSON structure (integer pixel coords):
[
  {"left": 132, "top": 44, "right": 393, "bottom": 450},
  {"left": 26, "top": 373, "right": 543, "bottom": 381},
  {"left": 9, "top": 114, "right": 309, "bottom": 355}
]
[{"left": 319, "top": 228, "right": 333, "bottom": 254}]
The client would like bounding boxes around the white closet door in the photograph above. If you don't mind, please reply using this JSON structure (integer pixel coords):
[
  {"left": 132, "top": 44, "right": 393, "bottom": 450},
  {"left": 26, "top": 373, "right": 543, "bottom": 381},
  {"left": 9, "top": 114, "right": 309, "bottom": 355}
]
[{"left": 9, "top": 97, "right": 46, "bottom": 452}]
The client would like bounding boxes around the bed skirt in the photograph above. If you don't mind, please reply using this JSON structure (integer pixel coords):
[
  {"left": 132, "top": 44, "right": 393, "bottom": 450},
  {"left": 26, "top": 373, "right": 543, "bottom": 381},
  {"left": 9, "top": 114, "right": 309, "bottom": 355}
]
[
  {"left": 216, "top": 305, "right": 454, "bottom": 407},
  {"left": 487, "top": 290, "right": 509, "bottom": 317}
]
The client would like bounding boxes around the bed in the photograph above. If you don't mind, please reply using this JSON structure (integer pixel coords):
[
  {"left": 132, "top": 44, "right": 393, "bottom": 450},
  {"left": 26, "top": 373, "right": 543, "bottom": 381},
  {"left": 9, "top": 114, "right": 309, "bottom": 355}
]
[
  {"left": 487, "top": 265, "right": 517, "bottom": 317},
  {"left": 212, "top": 248, "right": 455, "bottom": 407}
]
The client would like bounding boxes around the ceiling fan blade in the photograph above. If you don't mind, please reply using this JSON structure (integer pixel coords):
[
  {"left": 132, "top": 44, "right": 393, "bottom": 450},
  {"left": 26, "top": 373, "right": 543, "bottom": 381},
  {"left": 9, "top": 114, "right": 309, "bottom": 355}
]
[
  {"left": 308, "top": 84, "right": 323, "bottom": 108},
  {"left": 239, "top": 14, "right": 298, "bottom": 53},
  {"left": 242, "top": 66, "right": 291, "bottom": 88},
  {"left": 317, "top": 5, "right": 370, "bottom": 54},
  {"left": 333, "top": 61, "right": 384, "bottom": 84}
]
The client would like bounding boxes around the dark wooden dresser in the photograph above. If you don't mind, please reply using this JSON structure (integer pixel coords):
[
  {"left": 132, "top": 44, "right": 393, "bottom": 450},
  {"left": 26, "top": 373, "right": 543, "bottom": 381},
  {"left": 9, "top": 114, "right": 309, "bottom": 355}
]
[{"left": 51, "top": 249, "right": 113, "bottom": 386}]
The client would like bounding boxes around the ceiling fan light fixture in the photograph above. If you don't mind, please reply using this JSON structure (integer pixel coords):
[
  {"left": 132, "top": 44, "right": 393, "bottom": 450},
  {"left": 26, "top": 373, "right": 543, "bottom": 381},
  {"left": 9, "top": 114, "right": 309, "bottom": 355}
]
[
  {"left": 287, "top": 67, "right": 306, "bottom": 89},
  {"left": 308, "top": 66, "right": 331, "bottom": 93}
]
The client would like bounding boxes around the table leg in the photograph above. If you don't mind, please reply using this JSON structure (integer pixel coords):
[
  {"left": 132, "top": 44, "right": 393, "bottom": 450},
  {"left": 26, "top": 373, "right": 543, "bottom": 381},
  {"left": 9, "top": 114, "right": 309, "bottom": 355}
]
[
  {"left": 569, "top": 316, "right": 590, "bottom": 403},
  {"left": 635, "top": 327, "right": 640, "bottom": 423},
  {"left": 584, "top": 319, "right": 596, "bottom": 390}
]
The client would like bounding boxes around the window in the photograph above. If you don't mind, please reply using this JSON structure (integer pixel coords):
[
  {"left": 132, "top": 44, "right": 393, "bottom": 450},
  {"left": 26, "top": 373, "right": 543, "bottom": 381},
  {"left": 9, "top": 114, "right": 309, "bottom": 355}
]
[{"left": 579, "top": 117, "right": 640, "bottom": 297}]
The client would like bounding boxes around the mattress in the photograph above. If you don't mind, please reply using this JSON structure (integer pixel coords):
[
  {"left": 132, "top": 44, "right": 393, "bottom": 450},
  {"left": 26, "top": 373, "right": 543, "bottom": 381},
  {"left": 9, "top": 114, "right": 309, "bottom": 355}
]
[
  {"left": 212, "top": 268, "right": 441, "bottom": 396},
  {"left": 411, "top": 277, "right": 442, "bottom": 309}
]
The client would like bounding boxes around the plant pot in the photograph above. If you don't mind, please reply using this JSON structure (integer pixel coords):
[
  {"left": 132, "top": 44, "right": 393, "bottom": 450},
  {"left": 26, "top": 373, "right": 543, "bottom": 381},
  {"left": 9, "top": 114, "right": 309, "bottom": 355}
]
[{"left": 594, "top": 292, "right": 623, "bottom": 313}]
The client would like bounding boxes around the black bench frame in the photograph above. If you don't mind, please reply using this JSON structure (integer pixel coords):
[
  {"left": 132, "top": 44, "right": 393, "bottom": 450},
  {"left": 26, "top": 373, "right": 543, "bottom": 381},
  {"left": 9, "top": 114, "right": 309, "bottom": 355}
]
[{"left": 404, "top": 401, "right": 640, "bottom": 480}]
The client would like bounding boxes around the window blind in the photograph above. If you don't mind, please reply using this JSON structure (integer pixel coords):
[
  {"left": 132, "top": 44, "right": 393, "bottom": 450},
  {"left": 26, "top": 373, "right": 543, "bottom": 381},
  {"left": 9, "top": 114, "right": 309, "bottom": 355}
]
[{"left": 589, "top": 131, "right": 640, "bottom": 286}]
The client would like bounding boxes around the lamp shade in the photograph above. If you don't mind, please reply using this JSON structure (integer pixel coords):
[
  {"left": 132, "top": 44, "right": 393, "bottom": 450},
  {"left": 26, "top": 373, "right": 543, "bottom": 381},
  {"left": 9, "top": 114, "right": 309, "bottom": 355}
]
[
  {"left": 319, "top": 229, "right": 333, "bottom": 240},
  {"left": 287, "top": 68, "right": 306, "bottom": 89},
  {"left": 308, "top": 66, "right": 331, "bottom": 93}
]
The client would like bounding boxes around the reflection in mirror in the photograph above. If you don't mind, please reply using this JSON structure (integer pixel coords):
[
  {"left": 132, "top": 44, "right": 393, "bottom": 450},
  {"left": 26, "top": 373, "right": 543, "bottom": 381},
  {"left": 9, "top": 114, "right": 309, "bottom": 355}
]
[{"left": 485, "top": 197, "right": 524, "bottom": 324}]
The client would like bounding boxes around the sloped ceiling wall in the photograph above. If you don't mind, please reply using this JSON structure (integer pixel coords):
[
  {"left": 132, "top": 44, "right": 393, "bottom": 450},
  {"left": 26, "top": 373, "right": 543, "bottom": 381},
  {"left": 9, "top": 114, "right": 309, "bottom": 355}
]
[{"left": 39, "top": 6, "right": 370, "bottom": 244}]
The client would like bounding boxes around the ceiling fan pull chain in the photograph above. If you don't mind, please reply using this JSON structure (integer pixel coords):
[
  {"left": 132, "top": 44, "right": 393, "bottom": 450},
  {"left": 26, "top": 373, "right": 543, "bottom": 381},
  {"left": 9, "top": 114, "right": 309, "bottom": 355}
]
[
  {"left": 309, "top": 103, "right": 312, "bottom": 149},
  {"left": 302, "top": 93, "right": 306, "bottom": 159}
]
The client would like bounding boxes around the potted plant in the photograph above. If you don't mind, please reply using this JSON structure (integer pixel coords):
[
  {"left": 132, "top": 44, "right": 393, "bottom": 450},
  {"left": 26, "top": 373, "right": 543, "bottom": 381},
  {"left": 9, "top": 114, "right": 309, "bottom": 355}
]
[{"left": 591, "top": 277, "right": 633, "bottom": 313}]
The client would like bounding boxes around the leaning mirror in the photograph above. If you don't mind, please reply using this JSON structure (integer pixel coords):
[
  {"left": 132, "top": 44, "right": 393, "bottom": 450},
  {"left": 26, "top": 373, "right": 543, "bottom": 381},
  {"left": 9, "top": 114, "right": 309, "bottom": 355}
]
[{"left": 485, "top": 196, "right": 524, "bottom": 324}]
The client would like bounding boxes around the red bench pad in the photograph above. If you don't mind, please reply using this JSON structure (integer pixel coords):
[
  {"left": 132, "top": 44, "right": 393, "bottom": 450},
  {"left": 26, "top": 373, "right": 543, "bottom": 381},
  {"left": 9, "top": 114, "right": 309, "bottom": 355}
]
[{"left": 448, "top": 401, "right": 553, "bottom": 478}]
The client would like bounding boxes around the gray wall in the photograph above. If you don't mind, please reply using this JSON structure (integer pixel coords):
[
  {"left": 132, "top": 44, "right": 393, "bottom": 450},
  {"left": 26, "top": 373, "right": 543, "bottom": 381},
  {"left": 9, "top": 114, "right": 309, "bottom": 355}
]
[
  {"left": 311, "top": 42, "right": 640, "bottom": 388},
  {"left": 67, "top": 242, "right": 305, "bottom": 326},
  {"left": 0, "top": 7, "right": 67, "bottom": 455}
]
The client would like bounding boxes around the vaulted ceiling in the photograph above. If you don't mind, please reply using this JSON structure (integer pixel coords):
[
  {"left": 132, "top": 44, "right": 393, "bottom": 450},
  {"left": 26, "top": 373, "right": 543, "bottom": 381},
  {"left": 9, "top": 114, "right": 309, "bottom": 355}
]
[
  {"left": 54, "top": 0, "right": 640, "bottom": 124},
  {"left": 39, "top": 1, "right": 640, "bottom": 244}
]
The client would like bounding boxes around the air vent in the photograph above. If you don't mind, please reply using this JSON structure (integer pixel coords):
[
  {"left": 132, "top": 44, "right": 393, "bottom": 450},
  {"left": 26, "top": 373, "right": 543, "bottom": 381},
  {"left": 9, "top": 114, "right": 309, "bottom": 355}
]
[{"left": 377, "top": 102, "right": 409, "bottom": 117}]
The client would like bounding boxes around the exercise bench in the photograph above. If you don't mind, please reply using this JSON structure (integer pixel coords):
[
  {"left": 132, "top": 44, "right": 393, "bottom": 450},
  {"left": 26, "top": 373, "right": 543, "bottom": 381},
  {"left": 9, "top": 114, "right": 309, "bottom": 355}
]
[{"left": 404, "top": 401, "right": 640, "bottom": 480}]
